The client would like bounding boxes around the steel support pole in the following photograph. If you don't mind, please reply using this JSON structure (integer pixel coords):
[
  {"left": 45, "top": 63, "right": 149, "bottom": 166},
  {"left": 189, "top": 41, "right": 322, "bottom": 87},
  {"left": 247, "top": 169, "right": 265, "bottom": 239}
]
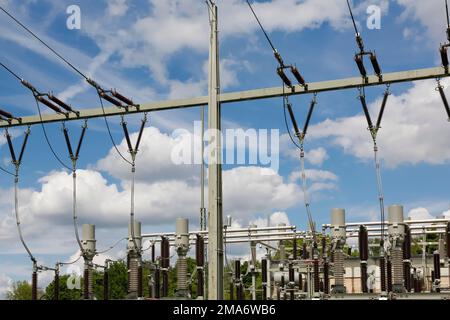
[{"left": 207, "top": 2, "right": 223, "bottom": 300}]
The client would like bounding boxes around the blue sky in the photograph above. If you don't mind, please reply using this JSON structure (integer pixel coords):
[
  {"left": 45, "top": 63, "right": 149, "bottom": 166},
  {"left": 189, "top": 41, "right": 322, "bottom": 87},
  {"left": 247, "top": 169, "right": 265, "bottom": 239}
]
[{"left": 0, "top": 0, "right": 449, "bottom": 296}]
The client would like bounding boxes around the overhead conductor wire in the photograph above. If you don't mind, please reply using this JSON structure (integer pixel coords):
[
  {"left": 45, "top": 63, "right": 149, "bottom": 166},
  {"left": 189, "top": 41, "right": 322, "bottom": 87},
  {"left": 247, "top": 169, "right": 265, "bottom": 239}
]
[
  {"left": 0, "top": 6, "right": 145, "bottom": 256},
  {"left": 246, "top": 0, "right": 317, "bottom": 241}
]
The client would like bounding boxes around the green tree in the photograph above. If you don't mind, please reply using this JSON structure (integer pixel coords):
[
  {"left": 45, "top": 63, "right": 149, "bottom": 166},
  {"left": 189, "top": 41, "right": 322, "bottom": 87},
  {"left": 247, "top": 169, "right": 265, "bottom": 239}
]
[{"left": 6, "top": 280, "right": 43, "bottom": 300}]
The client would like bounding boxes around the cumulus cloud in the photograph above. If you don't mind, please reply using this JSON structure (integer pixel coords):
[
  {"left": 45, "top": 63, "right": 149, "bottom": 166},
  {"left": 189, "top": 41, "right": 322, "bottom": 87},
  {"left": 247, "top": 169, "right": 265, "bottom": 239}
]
[
  {"left": 407, "top": 207, "right": 434, "bottom": 220},
  {"left": 308, "top": 79, "right": 450, "bottom": 168},
  {"left": 96, "top": 126, "right": 200, "bottom": 183},
  {"left": 107, "top": 0, "right": 129, "bottom": 17},
  {"left": 396, "top": 0, "right": 447, "bottom": 44}
]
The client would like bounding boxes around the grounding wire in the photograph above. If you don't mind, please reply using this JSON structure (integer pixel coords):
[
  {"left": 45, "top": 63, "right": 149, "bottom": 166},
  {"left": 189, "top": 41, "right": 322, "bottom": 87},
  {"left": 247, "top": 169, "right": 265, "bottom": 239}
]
[{"left": 0, "top": 6, "right": 88, "bottom": 80}]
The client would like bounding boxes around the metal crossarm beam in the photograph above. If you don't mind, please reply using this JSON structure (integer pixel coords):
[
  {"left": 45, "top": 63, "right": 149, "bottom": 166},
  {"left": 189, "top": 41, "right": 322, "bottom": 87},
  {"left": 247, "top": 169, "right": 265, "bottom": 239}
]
[{"left": 1, "top": 66, "right": 448, "bottom": 128}]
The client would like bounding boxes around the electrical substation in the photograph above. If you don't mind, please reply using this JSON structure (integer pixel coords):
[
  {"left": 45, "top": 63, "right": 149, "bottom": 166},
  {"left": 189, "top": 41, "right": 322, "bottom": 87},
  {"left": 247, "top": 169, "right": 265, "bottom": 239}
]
[{"left": 1, "top": 0, "right": 450, "bottom": 301}]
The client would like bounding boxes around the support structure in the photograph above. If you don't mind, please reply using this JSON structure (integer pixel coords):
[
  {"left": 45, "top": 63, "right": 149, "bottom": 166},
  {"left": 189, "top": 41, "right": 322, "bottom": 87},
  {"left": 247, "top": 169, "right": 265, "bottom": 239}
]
[{"left": 207, "top": 1, "right": 223, "bottom": 300}]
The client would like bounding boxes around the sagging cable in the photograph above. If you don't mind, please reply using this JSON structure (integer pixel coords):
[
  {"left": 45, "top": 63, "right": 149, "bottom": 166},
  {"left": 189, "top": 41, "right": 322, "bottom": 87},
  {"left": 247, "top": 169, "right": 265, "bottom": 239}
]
[
  {"left": 436, "top": 80, "right": 450, "bottom": 121},
  {"left": 62, "top": 121, "right": 89, "bottom": 256},
  {"left": 120, "top": 114, "right": 149, "bottom": 256},
  {"left": 5, "top": 127, "right": 36, "bottom": 265},
  {"left": 357, "top": 86, "right": 391, "bottom": 250},
  {"left": 283, "top": 93, "right": 319, "bottom": 241}
]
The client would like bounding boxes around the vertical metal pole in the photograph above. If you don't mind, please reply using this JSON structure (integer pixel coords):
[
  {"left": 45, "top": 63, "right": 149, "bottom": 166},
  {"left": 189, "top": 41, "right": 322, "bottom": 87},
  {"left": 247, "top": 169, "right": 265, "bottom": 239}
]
[{"left": 207, "top": 1, "right": 223, "bottom": 300}]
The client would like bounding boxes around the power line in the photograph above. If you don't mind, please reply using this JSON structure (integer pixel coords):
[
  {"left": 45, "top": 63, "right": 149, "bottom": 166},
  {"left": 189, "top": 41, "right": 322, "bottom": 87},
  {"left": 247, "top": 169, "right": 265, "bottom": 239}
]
[
  {"left": 97, "top": 93, "right": 133, "bottom": 166},
  {"left": 34, "top": 97, "right": 72, "bottom": 170},
  {"left": 0, "top": 61, "right": 22, "bottom": 81},
  {"left": 346, "top": 0, "right": 359, "bottom": 35},
  {"left": 0, "top": 6, "right": 88, "bottom": 80}
]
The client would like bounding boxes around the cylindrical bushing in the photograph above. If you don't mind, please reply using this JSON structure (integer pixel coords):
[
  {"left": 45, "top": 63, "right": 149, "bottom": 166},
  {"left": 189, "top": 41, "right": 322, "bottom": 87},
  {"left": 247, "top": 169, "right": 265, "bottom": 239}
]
[
  {"left": 154, "top": 268, "right": 160, "bottom": 299},
  {"left": 83, "top": 267, "right": 90, "bottom": 299},
  {"left": 331, "top": 208, "right": 346, "bottom": 239},
  {"left": 380, "top": 256, "right": 387, "bottom": 293},
  {"left": 82, "top": 224, "right": 96, "bottom": 254},
  {"left": 197, "top": 269, "right": 204, "bottom": 297},
  {"left": 261, "top": 258, "right": 267, "bottom": 300},
  {"left": 388, "top": 205, "right": 405, "bottom": 237},
  {"left": 313, "top": 259, "right": 320, "bottom": 293},
  {"left": 403, "top": 225, "right": 411, "bottom": 260},
  {"left": 128, "top": 221, "right": 142, "bottom": 252},
  {"left": 433, "top": 251, "right": 441, "bottom": 280},
  {"left": 54, "top": 271, "right": 59, "bottom": 300},
  {"left": 175, "top": 218, "right": 189, "bottom": 248},
  {"left": 32, "top": 271, "right": 37, "bottom": 300},
  {"left": 323, "top": 262, "right": 330, "bottom": 294},
  {"left": 403, "top": 262, "right": 411, "bottom": 292},
  {"left": 392, "top": 247, "right": 404, "bottom": 293},
  {"left": 387, "top": 259, "right": 393, "bottom": 293},
  {"left": 360, "top": 262, "right": 368, "bottom": 293}
]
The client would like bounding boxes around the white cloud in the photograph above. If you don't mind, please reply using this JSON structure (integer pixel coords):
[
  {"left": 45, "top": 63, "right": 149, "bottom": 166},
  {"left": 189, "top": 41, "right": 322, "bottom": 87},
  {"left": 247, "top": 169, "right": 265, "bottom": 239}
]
[
  {"left": 96, "top": 126, "right": 200, "bottom": 183},
  {"left": 396, "top": 0, "right": 447, "bottom": 45},
  {"left": 107, "top": 0, "right": 129, "bottom": 17},
  {"left": 407, "top": 207, "right": 434, "bottom": 220},
  {"left": 443, "top": 210, "right": 450, "bottom": 218},
  {"left": 308, "top": 79, "right": 450, "bottom": 168},
  {"left": 305, "top": 147, "right": 329, "bottom": 166}
]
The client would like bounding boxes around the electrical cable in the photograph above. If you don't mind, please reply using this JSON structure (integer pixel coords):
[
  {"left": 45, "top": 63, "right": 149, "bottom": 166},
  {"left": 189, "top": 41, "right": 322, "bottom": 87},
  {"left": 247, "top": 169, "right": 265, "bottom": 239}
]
[
  {"left": 281, "top": 84, "right": 317, "bottom": 241},
  {"left": 96, "top": 237, "right": 127, "bottom": 255},
  {"left": 58, "top": 254, "right": 82, "bottom": 266},
  {"left": 246, "top": 0, "right": 276, "bottom": 54},
  {"left": 0, "top": 61, "right": 22, "bottom": 81},
  {"left": 357, "top": 85, "right": 391, "bottom": 248},
  {"left": 97, "top": 93, "right": 132, "bottom": 166},
  {"left": 446, "top": 0, "right": 450, "bottom": 29},
  {"left": 346, "top": 0, "right": 359, "bottom": 35},
  {"left": 33, "top": 97, "right": 72, "bottom": 170},
  {"left": 0, "top": 6, "right": 88, "bottom": 80},
  {"left": 5, "top": 128, "right": 37, "bottom": 264}
]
